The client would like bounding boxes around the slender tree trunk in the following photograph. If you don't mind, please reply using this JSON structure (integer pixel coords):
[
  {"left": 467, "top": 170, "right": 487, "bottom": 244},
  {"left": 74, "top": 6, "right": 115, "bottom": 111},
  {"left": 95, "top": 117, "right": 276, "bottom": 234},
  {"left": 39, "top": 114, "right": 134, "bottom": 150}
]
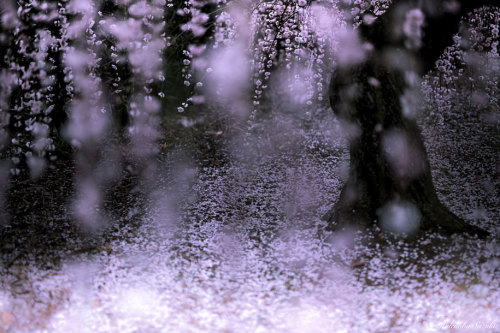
[{"left": 324, "top": 0, "right": 496, "bottom": 238}]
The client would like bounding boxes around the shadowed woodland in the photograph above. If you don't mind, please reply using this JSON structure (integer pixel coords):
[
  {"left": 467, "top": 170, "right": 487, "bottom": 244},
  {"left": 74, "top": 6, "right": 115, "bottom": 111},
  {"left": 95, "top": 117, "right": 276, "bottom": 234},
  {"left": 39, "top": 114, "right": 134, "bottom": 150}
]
[{"left": 0, "top": 0, "right": 498, "bottom": 331}]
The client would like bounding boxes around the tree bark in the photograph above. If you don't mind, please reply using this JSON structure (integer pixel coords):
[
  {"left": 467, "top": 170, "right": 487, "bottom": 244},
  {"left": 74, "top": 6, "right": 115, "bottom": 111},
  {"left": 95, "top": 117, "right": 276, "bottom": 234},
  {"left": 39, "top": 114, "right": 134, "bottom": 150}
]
[{"left": 324, "top": 0, "right": 496, "bottom": 238}]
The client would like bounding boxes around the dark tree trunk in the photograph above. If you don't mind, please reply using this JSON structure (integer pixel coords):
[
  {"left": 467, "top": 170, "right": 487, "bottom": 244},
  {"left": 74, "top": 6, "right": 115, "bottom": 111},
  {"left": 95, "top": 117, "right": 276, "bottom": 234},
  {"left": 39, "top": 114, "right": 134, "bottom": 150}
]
[{"left": 324, "top": 0, "right": 497, "bottom": 238}]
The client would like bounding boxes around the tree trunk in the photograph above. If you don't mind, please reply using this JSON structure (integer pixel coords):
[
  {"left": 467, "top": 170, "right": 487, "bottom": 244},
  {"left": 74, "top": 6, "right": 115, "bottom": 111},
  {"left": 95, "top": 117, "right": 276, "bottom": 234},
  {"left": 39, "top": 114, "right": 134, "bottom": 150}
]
[{"left": 324, "top": 0, "right": 496, "bottom": 238}]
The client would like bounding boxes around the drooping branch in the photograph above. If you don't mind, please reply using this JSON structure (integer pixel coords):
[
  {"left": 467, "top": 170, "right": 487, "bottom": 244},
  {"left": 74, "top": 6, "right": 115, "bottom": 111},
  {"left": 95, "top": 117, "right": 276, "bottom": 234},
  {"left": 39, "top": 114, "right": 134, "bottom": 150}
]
[{"left": 360, "top": 0, "right": 500, "bottom": 72}]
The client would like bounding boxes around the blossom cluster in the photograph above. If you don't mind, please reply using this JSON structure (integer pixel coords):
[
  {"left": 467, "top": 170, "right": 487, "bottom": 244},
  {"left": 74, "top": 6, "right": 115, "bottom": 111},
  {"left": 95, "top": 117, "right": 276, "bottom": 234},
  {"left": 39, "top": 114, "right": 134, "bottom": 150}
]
[
  {"left": 0, "top": 0, "right": 398, "bottom": 178},
  {"left": 0, "top": 0, "right": 70, "bottom": 176}
]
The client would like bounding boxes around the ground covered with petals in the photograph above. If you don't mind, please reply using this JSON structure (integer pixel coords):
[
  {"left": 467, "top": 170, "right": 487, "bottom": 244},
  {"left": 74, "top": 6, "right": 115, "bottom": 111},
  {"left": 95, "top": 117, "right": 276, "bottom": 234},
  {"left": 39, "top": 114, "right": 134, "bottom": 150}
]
[{"left": 0, "top": 107, "right": 498, "bottom": 332}]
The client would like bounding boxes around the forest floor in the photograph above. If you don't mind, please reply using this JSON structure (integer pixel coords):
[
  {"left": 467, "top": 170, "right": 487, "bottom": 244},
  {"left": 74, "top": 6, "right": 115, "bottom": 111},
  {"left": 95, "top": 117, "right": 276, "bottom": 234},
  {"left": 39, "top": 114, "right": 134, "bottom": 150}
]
[{"left": 0, "top": 104, "right": 498, "bottom": 332}]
